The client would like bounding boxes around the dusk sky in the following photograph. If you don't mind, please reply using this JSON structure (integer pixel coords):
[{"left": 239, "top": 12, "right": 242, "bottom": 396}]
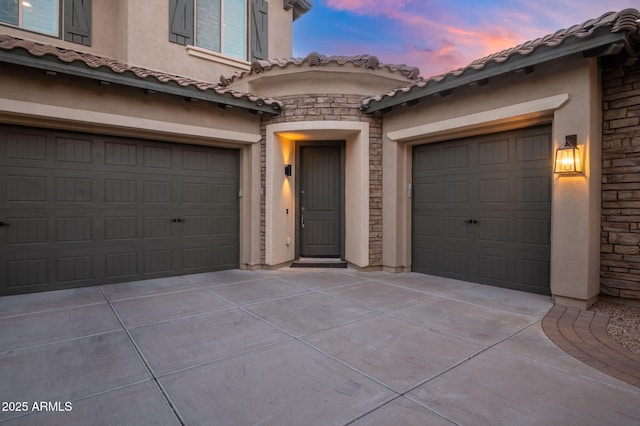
[{"left": 292, "top": 1, "right": 639, "bottom": 78}]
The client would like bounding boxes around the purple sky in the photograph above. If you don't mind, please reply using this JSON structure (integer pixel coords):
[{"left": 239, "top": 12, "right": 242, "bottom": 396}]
[{"left": 292, "top": 0, "right": 639, "bottom": 78}]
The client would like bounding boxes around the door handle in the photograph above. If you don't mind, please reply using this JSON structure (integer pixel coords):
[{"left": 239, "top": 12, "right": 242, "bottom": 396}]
[
  {"left": 464, "top": 219, "right": 479, "bottom": 224},
  {"left": 169, "top": 218, "right": 186, "bottom": 223},
  {"left": 301, "top": 216, "right": 305, "bottom": 228},
  {"left": 0, "top": 221, "right": 10, "bottom": 227}
]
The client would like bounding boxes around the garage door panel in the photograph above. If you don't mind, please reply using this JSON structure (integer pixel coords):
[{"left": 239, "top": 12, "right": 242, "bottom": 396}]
[
  {"left": 56, "top": 136, "right": 92, "bottom": 163},
  {"left": 442, "top": 145, "right": 470, "bottom": 168},
  {"left": 477, "top": 254, "right": 508, "bottom": 281},
  {"left": 413, "top": 215, "right": 438, "bottom": 237},
  {"left": 441, "top": 216, "right": 470, "bottom": 239},
  {"left": 212, "top": 216, "right": 238, "bottom": 235},
  {"left": 414, "top": 182, "right": 439, "bottom": 204},
  {"left": 413, "top": 248, "right": 438, "bottom": 270},
  {"left": 143, "top": 146, "right": 173, "bottom": 169},
  {"left": 413, "top": 125, "right": 551, "bottom": 295},
  {"left": 0, "top": 125, "right": 239, "bottom": 295},
  {"left": 516, "top": 176, "right": 551, "bottom": 203},
  {"left": 213, "top": 245, "right": 239, "bottom": 268},
  {"left": 56, "top": 254, "right": 94, "bottom": 283},
  {"left": 105, "top": 252, "right": 138, "bottom": 278},
  {"left": 7, "top": 217, "right": 48, "bottom": 244},
  {"left": 182, "top": 182, "right": 212, "bottom": 203},
  {"left": 477, "top": 218, "right": 509, "bottom": 242},
  {"left": 182, "top": 215, "right": 210, "bottom": 235},
  {"left": 7, "top": 258, "right": 49, "bottom": 288},
  {"left": 105, "top": 216, "right": 137, "bottom": 240},
  {"left": 105, "top": 179, "right": 137, "bottom": 202},
  {"left": 439, "top": 250, "right": 470, "bottom": 275},
  {"left": 6, "top": 174, "right": 48, "bottom": 201},
  {"left": 182, "top": 247, "right": 212, "bottom": 271},
  {"left": 515, "top": 258, "right": 550, "bottom": 288},
  {"left": 479, "top": 139, "right": 509, "bottom": 165},
  {"left": 105, "top": 141, "right": 137, "bottom": 166},
  {"left": 442, "top": 181, "right": 470, "bottom": 203},
  {"left": 143, "top": 180, "right": 173, "bottom": 203},
  {"left": 212, "top": 183, "right": 238, "bottom": 204},
  {"left": 479, "top": 179, "right": 509, "bottom": 203},
  {"left": 143, "top": 216, "right": 173, "bottom": 238},
  {"left": 56, "top": 217, "right": 92, "bottom": 242},
  {"left": 516, "top": 218, "right": 550, "bottom": 245},
  {"left": 516, "top": 133, "right": 551, "bottom": 162},
  {"left": 144, "top": 250, "right": 174, "bottom": 274},
  {"left": 6, "top": 131, "right": 47, "bottom": 161}
]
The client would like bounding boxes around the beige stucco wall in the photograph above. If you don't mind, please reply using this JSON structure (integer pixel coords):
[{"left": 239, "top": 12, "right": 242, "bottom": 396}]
[
  {"left": 0, "top": 0, "right": 295, "bottom": 81},
  {"left": 0, "top": 0, "right": 123, "bottom": 59},
  {"left": 120, "top": 0, "right": 296, "bottom": 81},
  {"left": 382, "top": 54, "right": 602, "bottom": 307},
  {"left": 0, "top": 65, "right": 260, "bottom": 141}
]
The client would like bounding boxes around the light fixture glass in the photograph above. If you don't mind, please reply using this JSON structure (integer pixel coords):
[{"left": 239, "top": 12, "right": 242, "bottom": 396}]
[{"left": 554, "top": 135, "right": 582, "bottom": 174}]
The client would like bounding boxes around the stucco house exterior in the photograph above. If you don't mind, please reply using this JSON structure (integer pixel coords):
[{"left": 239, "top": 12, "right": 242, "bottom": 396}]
[{"left": 0, "top": 1, "right": 639, "bottom": 309}]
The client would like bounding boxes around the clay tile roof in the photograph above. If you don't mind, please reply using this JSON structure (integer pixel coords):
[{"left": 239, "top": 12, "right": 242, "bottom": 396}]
[
  {"left": 361, "top": 8, "right": 640, "bottom": 111},
  {"left": 219, "top": 52, "right": 421, "bottom": 86},
  {"left": 0, "top": 34, "right": 283, "bottom": 112}
]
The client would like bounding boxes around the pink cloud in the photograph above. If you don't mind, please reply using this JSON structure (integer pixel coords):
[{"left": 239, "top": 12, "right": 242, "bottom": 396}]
[
  {"left": 319, "top": 0, "right": 639, "bottom": 77},
  {"left": 325, "top": 0, "right": 417, "bottom": 16}
]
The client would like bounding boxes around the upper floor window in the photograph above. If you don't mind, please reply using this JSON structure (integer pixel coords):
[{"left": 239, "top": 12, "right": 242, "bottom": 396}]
[
  {"left": 196, "top": 0, "right": 246, "bottom": 60},
  {"left": 0, "top": 0, "right": 91, "bottom": 46},
  {"left": 169, "top": 0, "right": 268, "bottom": 62},
  {"left": 0, "top": 0, "right": 59, "bottom": 36}
]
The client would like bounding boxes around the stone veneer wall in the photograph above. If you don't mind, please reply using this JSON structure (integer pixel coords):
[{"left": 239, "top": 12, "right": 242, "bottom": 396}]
[
  {"left": 601, "top": 61, "right": 640, "bottom": 300},
  {"left": 260, "top": 94, "right": 383, "bottom": 267}
]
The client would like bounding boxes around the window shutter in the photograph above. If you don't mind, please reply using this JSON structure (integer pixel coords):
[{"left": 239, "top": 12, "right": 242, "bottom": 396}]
[
  {"left": 251, "top": 0, "right": 268, "bottom": 60},
  {"left": 64, "top": 0, "right": 91, "bottom": 46},
  {"left": 169, "top": 0, "right": 194, "bottom": 45}
]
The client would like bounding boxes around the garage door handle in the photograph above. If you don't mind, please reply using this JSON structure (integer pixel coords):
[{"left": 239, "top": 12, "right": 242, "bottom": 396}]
[
  {"left": 0, "top": 221, "right": 10, "bottom": 227},
  {"left": 464, "top": 219, "right": 479, "bottom": 224},
  {"left": 170, "top": 218, "right": 186, "bottom": 223}
]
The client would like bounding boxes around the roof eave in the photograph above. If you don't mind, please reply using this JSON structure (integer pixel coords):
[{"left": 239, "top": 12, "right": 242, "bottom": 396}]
[
  {"left": 362, "top": 31, "right": 632, "bottom": 114},
  {"left": 284, "top": 0, "right": 313, "bottom": 21},
  {"left": 0, "top": 50, "right": 281, "bottom": 115}
]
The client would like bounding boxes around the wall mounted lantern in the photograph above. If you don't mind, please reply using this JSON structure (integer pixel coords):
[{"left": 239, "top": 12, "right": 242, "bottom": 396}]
[
  {"left": 554, "top": 135, "right": 582, "bottom": 174},
  {"left": 284, "top": 164, "right": 292, "bottom": 177}
]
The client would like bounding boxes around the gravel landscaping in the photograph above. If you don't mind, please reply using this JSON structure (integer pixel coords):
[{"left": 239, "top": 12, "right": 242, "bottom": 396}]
[{"left": 589, "top": 301, "right": 640, "bottom": 355}]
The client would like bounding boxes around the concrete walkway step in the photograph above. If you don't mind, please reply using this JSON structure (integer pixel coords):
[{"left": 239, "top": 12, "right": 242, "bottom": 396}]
[{"left": 290, "top": 258, "right": 348, "bottom": 268}]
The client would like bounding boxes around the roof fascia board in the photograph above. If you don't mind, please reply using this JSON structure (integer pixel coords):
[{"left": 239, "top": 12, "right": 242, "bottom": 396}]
[
  {"left": 0, "top": 50, "right": 278, "bottom": 114},
  {"left": 365, "top": 32, "right": 629, "bottom": 113}
]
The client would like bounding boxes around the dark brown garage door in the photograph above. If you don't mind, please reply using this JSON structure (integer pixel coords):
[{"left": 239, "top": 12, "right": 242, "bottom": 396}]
[
  {"left": 0, "top": 125, "right": 239, "bottom": 295},
  {"left": 412, "top": 125, "right": 551, "bottom": 295}
]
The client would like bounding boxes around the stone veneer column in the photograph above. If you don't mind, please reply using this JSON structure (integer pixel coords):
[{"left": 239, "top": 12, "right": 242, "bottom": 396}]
[
  {"left": 259, "top": 94, "right": 383, "bottom": 267},
  {"left": 601, "top": 61, "right": 640, "bottom": 300}
]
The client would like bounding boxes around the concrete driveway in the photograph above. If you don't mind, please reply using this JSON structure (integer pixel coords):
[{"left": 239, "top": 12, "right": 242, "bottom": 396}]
[{"left": 1, "top": 268, "right": 639, "bottom": 425}]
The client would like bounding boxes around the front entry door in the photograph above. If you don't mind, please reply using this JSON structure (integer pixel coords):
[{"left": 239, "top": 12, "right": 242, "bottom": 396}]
[{"left": 300, "top": 145, "right": 342, "bottom": 257}]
